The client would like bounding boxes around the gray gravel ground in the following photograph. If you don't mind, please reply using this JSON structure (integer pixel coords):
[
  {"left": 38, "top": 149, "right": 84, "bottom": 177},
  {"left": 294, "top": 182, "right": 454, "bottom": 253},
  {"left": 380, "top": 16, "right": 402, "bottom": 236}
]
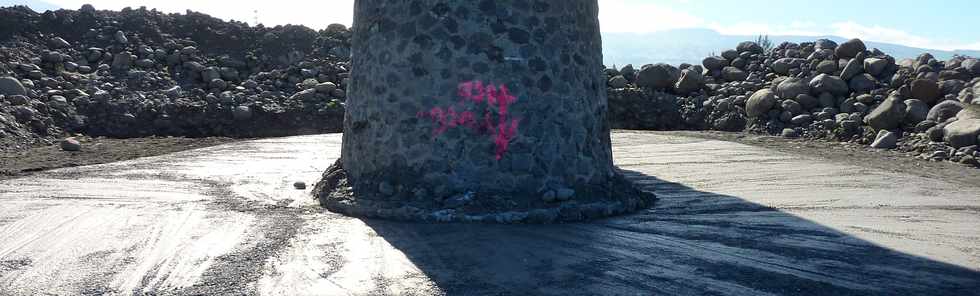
[{"left": 1, "top": 131, "right": 977, "bottom": 295}]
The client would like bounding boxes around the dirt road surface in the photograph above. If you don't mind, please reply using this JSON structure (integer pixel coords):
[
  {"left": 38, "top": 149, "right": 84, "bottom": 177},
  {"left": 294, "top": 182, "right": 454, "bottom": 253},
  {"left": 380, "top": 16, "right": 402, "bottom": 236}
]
[
  {"left": 1, "top": 136, "right": 238, "bottom": 180},
  {"left": 1, "top": 132, "right": 977, "bottom": 295}
]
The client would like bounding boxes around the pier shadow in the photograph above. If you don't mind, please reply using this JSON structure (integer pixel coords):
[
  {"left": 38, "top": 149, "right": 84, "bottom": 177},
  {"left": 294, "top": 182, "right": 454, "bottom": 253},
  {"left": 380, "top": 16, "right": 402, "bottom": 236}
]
[{"left": 362, "top": 169, "right": 980, "bottom": 295}]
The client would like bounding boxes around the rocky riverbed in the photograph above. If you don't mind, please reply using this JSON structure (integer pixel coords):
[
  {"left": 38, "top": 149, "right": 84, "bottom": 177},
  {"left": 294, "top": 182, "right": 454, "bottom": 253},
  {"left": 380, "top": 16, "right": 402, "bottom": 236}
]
[{"left": 1, "top": 4, "right": 978, "bottom": 170}]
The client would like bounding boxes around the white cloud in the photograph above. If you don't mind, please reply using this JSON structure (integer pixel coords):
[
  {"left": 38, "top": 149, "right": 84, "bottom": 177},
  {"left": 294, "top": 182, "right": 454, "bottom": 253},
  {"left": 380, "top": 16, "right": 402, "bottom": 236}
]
[
  {"left": 960, "top": 42, "right": 980, "bottom": 51},
  {"left": 598, "top": 0, "right": 705, "bottom": 32},
  {"left": 831, "top": 21, "right": 980, "bottom": 51},
  {"left": 598, "top": 1, "right": 976, "bottom": 51},
  {"left": 706, "top": 21, "right": 824, "bottom": 37},
  {"left": 703, "top": 20, "right": 979, "bottom": 51},
  {"left": 44, "top": 0, "right": 354, "bottom": 28},
  {"left": 831, "top": 21, "right": 930, "bottom": 48},
  {"left": 33, "top": 1, "right": 978, "bottom": 51}
]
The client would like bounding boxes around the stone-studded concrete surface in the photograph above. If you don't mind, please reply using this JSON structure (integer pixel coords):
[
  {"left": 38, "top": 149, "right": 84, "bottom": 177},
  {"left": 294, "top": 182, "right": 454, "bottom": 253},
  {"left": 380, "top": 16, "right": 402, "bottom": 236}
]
[
  {"left": 343, "top": 0, "right": 612, "bottom": 201},
  {"left": 1, "top": 132, "right": 978, "bottom": 295}
]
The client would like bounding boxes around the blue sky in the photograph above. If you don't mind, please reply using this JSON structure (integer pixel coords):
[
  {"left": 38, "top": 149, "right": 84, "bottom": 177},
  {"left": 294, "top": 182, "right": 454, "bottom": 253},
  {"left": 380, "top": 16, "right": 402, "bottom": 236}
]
[
  {"left": 601, "top": 0, "right": 979, "bottom": 50},
  {"left": 3, "top": 0, "right": 978, "bottom": 50}
]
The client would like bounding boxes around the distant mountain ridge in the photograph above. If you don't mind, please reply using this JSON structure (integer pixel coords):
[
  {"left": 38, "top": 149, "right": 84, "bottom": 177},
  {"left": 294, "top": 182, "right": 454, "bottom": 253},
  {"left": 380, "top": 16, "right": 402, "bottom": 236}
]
[
  {"left": 601, "top": 28, "right": 980, "bottom": 67},
  {"left": 3, "top": 3, "right": 976, "bottom": 67}
]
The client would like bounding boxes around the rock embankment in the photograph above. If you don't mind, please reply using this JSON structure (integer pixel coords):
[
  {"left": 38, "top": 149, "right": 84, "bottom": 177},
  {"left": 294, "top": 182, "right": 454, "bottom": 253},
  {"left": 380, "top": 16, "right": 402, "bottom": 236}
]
[
  {"left": 605, "top": 38, "right": 980, "bottom": 167},
  {"left": 0, "top": 5, "right": 349, "bottom": 151},
  {"left": 1, "top": 5, "right": 977, "bottom": 168}
]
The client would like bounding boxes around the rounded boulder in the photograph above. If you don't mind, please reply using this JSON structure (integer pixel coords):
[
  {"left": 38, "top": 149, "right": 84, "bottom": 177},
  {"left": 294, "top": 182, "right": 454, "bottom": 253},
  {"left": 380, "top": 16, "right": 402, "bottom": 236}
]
[
  {"left": 702, "top": 56, "right": 729, "bottom": 71},
  {"left": 674, "top": 68, "right": 703, "bottom": 95},
  {"left": 943, "top": 114, "right": 980, "bottom": 148},
  {"left": 809, "top": 74, "right": 850, "bottom": 96},
  {"left": 0, "top": 76, "right": 27, "bottom": 96},
  {"left": 961, "top": 58, "right": 980, "bottom": 75},
  {"left": 910, "top": 79, "right": 940, "bottom": 104},
  {"left": 927, "top": 100, "right": 964, "bottom": 123},
  {"left": 635, "top": 63, "right": 679, "bottom": 90},
  {"left": 60, "top": 138, "right": 82, "bottom": 152},
  {"left": 737, "top": 41, "right": 763, "bottom": 54},
  {"left": 849, "top": 73, "right": 877, "bottom": 93},
  {"left": 836, "top": 39, "right": 867, "bottom": 59},
  {"left": 903, "top": 99, "right": 929, "bottom": 124},
  {"left": 772, "top": 58, "right": 806, "bottom": 75},
  {"left": 865, "top": 95, "right": 907, "bottom": 130},
  {"left": 816, "top": 60, "right": 838, "bottom": 74},
  {"left": 776, "top": 77, "right": 810, "bottom": 100},
  {"left": 863, "top": 58, "right": 889, "bottom": 77},
  {"left": 746, "top": 89, "right": 777, "bottom": 118},
  {"left": 721, "top": 67, "right": 748, "bottom": 82}
]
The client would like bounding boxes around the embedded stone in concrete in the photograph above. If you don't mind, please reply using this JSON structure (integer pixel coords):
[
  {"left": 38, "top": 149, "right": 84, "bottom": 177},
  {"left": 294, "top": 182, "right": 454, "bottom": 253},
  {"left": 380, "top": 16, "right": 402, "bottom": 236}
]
[{"left": 314, "top": 0, "right": 654, "bottom": 223}]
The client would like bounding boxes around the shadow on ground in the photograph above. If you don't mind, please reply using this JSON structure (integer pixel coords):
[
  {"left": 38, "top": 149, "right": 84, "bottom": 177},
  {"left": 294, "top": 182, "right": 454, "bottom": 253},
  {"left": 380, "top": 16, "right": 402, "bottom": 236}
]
[{"left": 363, "top": 169, "right": 980, "bottom": 295}]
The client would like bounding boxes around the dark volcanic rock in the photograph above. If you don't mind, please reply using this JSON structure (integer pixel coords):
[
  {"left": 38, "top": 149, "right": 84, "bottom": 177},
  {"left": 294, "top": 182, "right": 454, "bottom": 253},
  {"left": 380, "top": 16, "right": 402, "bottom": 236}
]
[
  {"left": 746, "top": 89, "right": 776, "bottom": 118},
  {"left": 903, "top": 99, "right": 929, "bottom": 124},
  {"left": 3, "top": 5, "right": 979, "bottom": 169},
  {"left": 910, "top": 79, "right": 941, "bottom": 104},
  {"left": 772, "top": 58, "right": 805, "bottom": 75},
  {"left": 0, "top": 5, "right": 351, "bottom": 151},
  {"left": 863, "top": 58, "right": 889, "bottom": 77},
  {"left": 737, "top": 41, "right": 763, "bottom": 54},
  {"left": 674, "top": 68, "right": 703, "bottom": 95},
  {"left": 721, "top": 49, "right": 739, "bottom": 61},
  {"left": 702, "top": 56, "right": 729, "bottom": 71},
  {"left": 944, "top": 107, "right": 980, "bottom": 148},
  {"left": 815, "top": 39, "right": 838, "bottom": 50},
  {"left": 776, "top": 78, "right": 809, "bottom": 100},
  {"left": 816, "top": 60, "right": 838, "bottom": 74},
  {"left": 59, "top": 137, "right": 81, "bottom": 151},
  {"left": 870, "top": 130, "right": 897, "bottom": 149},
  {"left": 849, "top": 73, "right": 877, "bottom": 93},
  {"left": 840, "top": 58, "right": 864, "bottom": 80},
  {"left": 810, "top": 74, "right": 849, "bottom": 96},
  {"left": 865, "top": 95, "right": 907, "bottom": 130},
  {"left": 836, "top": 38, "right": 867, "bottom": 59},
  {"left": 635, "top": 63, "right": 679, "bottom": 90},
  {"left": 0, "top": 76, "right": 27, "bottom": 96},
  {"left": 927, "top": 100, "right": 964, "bottom": 123},
  {"left": 721, "top": 66, "right": 748, "bottom": 82}
]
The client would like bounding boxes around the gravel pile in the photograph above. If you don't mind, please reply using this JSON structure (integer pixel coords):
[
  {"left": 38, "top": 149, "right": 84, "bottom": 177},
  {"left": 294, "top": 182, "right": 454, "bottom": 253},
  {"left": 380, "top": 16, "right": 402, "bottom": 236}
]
[
  {"left": 1, "top": 5, "right": 977, "bottom": 168},
  {"left": 0, "top": 5, "right": 349, "bottom": 151},
  {"left": 605, "top": 38, "right": 980, "bottom": 168}
]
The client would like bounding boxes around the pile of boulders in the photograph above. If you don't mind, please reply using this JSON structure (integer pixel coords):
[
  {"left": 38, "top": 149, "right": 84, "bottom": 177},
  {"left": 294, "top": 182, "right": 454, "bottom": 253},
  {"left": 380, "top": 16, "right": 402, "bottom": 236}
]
[
  {"left": 605, "top": 41, "right": 771, "bottom": 132},
  {"left": 2, "top": 6, "right": 978, "bottom": 168},
  {"left": 605, "top": 38, "right": 980, "bottom": 167},
  {"left": 0, "top": 5, "right": 350, "bottom": 151}
]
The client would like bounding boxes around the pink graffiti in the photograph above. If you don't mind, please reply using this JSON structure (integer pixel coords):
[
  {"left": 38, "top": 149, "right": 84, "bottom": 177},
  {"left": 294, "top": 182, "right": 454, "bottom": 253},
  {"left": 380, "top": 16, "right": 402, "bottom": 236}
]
[
  {"left": 417, "top": 106, "right": 479, "bottom": 135},
  {"left": 494, "top": 118, "right": 519, "bottom": 160},
  {"left": 419, "top": 81, "right": 521, "bottom": 160}
]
